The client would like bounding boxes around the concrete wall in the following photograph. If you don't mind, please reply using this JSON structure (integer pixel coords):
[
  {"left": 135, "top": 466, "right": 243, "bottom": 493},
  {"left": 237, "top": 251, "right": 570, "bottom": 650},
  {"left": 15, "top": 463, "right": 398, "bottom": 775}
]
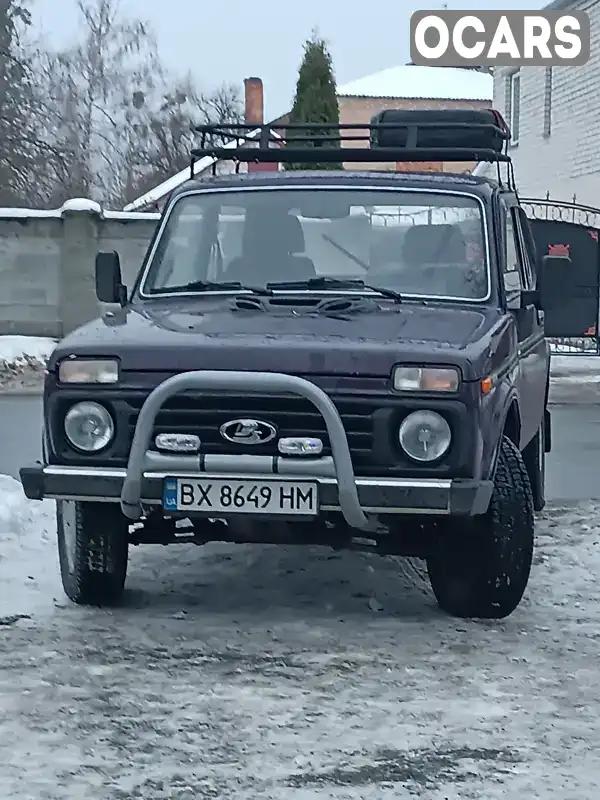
[{"left": 0, "top": 199, "right": 160, "bottom": 337}]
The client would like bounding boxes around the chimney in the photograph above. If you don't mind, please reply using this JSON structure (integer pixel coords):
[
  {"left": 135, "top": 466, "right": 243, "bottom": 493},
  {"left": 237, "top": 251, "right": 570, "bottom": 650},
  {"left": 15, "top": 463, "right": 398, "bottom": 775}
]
[
  {"left": 243, "top": 76, "right": 278, "bottom": 172},
  {"left": 244, "top": 77, "right": 264, "bottom": 125}
]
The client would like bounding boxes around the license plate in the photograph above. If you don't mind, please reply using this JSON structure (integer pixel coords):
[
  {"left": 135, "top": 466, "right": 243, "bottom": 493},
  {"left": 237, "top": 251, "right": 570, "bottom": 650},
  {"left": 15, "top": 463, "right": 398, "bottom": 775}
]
[{"left": 162, "top": 477, "right": 318, "bottom": 515}]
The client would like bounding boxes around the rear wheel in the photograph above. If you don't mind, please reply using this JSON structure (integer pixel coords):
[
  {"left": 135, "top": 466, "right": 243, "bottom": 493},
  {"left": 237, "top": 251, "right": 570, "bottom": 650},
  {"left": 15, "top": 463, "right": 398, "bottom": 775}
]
[
  {"left": 426, "top": 436, "right": 534, "bottom": 619},
  {"left": 57, "top": 500, "right": 129, "bottom": 606}
]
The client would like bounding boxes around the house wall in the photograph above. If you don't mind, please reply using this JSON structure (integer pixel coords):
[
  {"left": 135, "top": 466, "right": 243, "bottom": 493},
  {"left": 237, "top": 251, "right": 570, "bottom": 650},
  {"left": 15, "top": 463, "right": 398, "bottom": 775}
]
[
  {"left": 0, "top": 200, "right": 159, "bottom": 337},
  {"left": 491, "top": 0, "right": 600, "bottom": 205},
  {"left": 338, "top": 96, "right": 491, "bottom": 173}
]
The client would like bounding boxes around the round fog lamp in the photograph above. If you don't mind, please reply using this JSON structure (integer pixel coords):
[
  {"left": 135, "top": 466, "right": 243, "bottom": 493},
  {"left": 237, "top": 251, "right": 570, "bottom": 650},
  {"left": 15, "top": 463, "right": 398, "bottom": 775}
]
[
  {"left": 64, "top": 401, "right": 114, "bottom": 452},
  {"left": 398, "top": 410, "right": 451, "bottom": 463}
]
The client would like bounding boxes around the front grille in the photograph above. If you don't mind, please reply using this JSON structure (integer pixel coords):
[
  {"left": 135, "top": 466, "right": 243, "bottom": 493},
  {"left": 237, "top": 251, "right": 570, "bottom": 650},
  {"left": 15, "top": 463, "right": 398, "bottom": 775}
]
[
  {"left": 48, "top": 380, "right": 471, "bottom": 478},
  {"left": 127, "top": 391, "right": 375, "bottom": 466}
]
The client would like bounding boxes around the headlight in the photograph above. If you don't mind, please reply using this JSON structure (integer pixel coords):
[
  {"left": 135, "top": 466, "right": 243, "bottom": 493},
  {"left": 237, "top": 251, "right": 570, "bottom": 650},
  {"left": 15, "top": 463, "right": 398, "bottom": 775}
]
[
  {"left": 398, "top": 410, "right": 451, "bottom": 463},
  {"left": 64, "top": 401, "right": 114, "bottom": 452},
  {"left": 392, "top": 366, "right": 459, "bottom": 392},
  {"left": 58, "top": 358, "right": 119, "bottom": 384}
]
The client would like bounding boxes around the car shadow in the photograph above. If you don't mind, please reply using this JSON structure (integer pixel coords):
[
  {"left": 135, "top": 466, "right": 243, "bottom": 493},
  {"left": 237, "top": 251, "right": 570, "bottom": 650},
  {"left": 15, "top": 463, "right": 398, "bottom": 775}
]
[{"left": 119, "top": 541, "right": 443, "bottom": 622}]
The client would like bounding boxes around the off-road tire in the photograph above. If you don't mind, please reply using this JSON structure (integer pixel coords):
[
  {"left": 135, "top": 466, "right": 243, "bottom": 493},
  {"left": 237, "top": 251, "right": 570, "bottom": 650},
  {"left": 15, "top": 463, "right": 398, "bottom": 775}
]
[
  {"left": 523, "top": 422, "right": 545, "bottom": 512},
  {"left": 57, "top": 500, "right": 129, "bottom": 606},
  {"left": 426, "top": 436, "right": 534, "bottom": 619}
]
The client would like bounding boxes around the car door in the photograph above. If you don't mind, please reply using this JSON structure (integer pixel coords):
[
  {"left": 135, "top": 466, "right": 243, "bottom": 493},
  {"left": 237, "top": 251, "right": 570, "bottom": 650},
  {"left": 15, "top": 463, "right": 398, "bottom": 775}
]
[{"left": 501, "top": 197, "right": 547, "bottom": 448}]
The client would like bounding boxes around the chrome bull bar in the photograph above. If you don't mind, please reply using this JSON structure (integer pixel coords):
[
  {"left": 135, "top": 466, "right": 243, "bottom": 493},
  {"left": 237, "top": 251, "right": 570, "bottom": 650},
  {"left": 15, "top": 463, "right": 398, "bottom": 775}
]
[{"left": 120, "top": 370, "right": 378, "bottom": 531}]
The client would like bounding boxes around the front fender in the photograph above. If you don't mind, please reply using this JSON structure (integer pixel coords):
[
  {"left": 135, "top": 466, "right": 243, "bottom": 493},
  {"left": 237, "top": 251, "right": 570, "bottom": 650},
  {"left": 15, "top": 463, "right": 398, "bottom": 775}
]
[{"left": 480, "top": 376, "right": 520, "bottom": 480}]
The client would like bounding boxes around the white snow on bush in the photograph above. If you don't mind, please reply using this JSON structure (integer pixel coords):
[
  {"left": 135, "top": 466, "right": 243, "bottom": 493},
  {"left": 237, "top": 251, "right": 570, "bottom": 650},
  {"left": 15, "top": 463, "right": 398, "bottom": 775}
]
[
  {"left": 0, "top": 336, "right": 57, "bottom": 388},
  {"left": 0, "top": 336, "right": 56, "bottom": 369}
]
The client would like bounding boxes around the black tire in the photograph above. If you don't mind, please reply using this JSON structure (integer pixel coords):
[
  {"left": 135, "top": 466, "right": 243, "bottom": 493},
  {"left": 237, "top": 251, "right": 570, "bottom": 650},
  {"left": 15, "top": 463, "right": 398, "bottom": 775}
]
[
  {"left": 426, "top": 436, "right": 534, "bottom": 620},
  {"left": 57, "top": 500, "right": 129, "bottom": 606},
  {"left": 523, "top": 422, "right": 545, "bottom": 512}
]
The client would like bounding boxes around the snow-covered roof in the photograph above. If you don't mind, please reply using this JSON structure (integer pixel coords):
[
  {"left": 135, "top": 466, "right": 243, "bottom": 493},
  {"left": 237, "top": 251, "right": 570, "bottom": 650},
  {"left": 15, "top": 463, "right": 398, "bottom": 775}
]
[
  {"left": 123, "top": 127, "right": 283, "bottom": 213},
  {"left": 337, "top": 65, "right": 493, "bottom": 101}
]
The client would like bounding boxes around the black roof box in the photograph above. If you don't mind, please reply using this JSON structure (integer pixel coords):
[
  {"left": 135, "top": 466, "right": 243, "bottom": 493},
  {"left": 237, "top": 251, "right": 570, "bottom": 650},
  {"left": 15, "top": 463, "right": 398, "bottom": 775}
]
[{"left": 370, "top": 108, "right": 510, "bottom": 155}]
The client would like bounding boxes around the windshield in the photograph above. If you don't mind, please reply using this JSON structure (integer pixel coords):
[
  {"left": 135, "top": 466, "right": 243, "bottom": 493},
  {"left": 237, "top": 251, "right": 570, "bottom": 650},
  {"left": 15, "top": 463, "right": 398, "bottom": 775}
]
[{"left": 140, "top": 188, "right": 489, "bottom": 301}]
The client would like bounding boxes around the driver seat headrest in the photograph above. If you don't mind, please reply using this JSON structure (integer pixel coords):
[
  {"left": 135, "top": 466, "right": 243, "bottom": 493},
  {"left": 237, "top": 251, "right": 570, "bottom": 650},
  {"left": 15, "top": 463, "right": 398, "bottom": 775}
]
[{"left": 242, "top": 209, "right": 306, "bottom": 255}]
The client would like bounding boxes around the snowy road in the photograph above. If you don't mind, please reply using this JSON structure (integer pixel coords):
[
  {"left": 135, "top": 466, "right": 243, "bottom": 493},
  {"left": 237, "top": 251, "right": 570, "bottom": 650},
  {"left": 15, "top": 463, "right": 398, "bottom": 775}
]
[
  {"left": 2, "top": 484, "right": 600, "bottom": 798},
  {"left": 2, "top": 341, "right": 600, "bottom": 798}
]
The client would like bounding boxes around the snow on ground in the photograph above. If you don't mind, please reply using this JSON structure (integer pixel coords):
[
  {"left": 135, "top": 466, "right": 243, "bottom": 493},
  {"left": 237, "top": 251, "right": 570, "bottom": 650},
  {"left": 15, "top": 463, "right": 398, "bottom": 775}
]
[
  {"left": 549, "top": 355, "right": 600, "bottom": 403},
  {"left": 0, "top": 474, "right": 60, "bottom": 620},
  {"left": 551, "top": 355, "right": 600, "bottom": 379},
  {"left": 0, "top": 335, "right": 56, "bottom": 390},
  {"left": 2, "top": 476, "right": 600, "bottom": 798}
]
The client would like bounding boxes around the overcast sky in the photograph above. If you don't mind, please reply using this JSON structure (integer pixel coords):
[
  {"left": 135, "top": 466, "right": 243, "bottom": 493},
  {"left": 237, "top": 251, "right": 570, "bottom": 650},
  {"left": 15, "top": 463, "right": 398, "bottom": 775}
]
[{"left": 33, "top": 0, "right": 547, "bottom": 119}]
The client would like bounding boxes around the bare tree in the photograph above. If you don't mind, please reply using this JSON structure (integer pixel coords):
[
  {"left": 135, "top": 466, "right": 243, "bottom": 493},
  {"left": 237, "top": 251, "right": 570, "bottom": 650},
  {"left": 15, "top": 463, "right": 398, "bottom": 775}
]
[
  {"left": 0, "top": 0, "right": 45, "bottom": 205},
  {"left": 30, "top": 49, "right": 91, "bottom": 204},
  {"left": 121, "top": 76, "right": 242, "bottom": 205},
  {"left": 32, "top": 0, "right": 161, "bottom": 205},
  {"left": 20, "top": 0, "right": 242, "bottom": 207}
]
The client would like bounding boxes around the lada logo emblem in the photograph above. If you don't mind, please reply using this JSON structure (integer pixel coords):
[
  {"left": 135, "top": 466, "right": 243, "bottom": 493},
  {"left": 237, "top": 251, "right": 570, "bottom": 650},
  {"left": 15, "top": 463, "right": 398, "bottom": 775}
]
[{"left": 219, "top": 418, "right": 277, "bottom": 445}]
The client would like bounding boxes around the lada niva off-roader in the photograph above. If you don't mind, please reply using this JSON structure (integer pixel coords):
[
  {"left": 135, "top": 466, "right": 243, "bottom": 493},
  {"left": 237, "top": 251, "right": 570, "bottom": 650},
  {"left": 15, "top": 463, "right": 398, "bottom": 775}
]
[{"left": 21, "top": 109, "right": 555, "bottom": 619}]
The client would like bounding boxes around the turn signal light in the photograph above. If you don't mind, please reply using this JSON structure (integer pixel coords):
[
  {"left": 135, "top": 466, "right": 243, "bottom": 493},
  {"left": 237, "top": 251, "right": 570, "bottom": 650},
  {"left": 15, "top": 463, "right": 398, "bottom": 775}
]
[{"left": 480, "top": 377, "right": 494, "bottom": 395}]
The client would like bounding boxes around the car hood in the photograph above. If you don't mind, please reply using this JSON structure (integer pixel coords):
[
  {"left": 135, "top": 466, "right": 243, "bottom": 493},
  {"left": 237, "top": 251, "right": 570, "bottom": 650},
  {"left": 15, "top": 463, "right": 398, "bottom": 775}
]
[{"left": 49, "top": 298, "right": 504, "bottom": 380}]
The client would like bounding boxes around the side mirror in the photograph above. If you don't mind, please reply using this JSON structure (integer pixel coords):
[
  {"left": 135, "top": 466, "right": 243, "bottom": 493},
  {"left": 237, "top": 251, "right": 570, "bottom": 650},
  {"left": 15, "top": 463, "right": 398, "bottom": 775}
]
[{"left": 95, "top": 251, "right": 126, "bottom": 305}]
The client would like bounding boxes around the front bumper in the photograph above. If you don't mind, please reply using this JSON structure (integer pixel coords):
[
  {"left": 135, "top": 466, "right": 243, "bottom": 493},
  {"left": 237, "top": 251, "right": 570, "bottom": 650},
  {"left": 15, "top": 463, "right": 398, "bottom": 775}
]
[
  {"left": 20, "top": 463, "right": 492, "bottom": 518},
  {"left": 25, "top": 370, "right": 493, "bottom": 530}
]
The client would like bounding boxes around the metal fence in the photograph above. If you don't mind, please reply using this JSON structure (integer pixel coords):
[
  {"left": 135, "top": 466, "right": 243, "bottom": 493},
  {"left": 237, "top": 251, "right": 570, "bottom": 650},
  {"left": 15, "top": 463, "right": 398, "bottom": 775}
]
[{"left": 521, "top": 197, "right": 600, "bottom": 356}]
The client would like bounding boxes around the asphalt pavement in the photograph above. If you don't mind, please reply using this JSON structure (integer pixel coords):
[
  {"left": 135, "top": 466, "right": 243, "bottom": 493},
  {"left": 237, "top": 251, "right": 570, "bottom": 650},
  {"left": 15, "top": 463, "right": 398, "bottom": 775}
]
[
  {"left": 0, "top": 395, "right": 43, "bottom": 481},
  {"left": 0, "top": 393, "right": 598, "bottom": 502}
]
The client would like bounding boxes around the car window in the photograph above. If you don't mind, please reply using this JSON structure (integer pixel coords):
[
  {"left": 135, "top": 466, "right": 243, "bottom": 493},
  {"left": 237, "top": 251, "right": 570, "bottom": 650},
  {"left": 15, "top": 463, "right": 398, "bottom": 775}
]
[
  {"left": 148, "top": 202, "right": 208, "bottom": 289},
  {"left": 504, "top": 208, "right": 523, "bottom": 293},
  {"left": 513, "top": 208, "right": 536, "bottom": 290},
  {"left": 142, "top": 188, "right": 490, "bottom": 301}
]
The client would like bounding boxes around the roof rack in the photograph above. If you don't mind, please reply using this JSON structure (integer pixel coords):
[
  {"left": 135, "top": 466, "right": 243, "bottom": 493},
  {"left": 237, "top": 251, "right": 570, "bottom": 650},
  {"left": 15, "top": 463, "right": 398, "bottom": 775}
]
[{"left": 191, "top": 109, "right": 512, "bottom": 167}]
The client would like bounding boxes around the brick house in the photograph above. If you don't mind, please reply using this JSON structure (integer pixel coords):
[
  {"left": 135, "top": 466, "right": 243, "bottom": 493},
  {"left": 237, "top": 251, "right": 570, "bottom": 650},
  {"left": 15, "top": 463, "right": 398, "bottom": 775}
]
[
  {"left": 335, "top": 65, "right": 492, "bottom": 173},
  {"left": 124, "top": 66, "right": 492, "bottom": 212},
  {"left": 476, "top": 0, "right": 600, "bottom": 206}
]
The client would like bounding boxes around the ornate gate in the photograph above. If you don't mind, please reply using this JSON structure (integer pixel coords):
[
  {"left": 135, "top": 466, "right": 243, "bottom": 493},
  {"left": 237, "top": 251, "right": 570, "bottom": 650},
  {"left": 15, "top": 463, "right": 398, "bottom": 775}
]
[{"left": 521, "top": 198, "right": 600, "bottom": 355}]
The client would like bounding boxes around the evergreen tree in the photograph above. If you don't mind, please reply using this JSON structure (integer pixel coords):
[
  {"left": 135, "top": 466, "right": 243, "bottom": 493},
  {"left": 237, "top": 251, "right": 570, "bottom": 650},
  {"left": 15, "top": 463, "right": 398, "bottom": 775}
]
[{"left": 285, "top": 32, "right": 342, "bottom": 171}]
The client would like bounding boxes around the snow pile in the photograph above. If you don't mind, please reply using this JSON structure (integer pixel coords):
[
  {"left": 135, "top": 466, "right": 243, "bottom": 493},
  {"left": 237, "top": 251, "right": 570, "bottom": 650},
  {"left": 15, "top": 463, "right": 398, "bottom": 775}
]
[
  {"left": 0, "top": 336, "right": 57, "bottom": 388},
  {"left": 0, "top": 473, "right": 59, "bottom": 620}
]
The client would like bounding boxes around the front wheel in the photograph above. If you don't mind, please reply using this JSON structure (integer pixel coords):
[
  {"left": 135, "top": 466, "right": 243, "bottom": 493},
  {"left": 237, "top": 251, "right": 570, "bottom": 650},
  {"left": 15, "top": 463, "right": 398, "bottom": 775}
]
[
  {"left": 57, "top": 500, "right": 129, "bottom": 606},
  {"left": 426, "top": 436, "right": 534, "bottom": 619}
]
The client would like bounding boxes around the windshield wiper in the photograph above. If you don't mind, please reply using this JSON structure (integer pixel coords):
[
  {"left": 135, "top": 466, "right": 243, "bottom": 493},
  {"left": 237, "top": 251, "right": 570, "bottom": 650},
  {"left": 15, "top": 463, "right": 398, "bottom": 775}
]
[
  {"left": 156, "top": 280, "right": 274, "bottom": 296},
  {"left": 266, "top": 277, "right": 403, "bottom": 303}
]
